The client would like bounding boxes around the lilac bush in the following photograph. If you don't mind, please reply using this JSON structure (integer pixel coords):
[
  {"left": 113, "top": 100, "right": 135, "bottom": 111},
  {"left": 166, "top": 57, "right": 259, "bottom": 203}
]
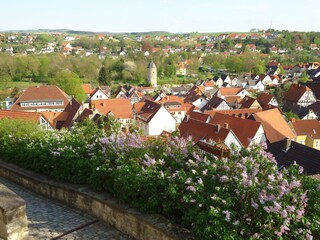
[{"left": 0, "top": 119, "right": 319, "bottom": 239}]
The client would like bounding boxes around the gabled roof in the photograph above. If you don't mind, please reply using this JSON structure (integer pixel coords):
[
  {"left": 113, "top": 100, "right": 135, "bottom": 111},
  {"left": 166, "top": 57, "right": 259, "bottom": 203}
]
[
  {"left": 114, "top": 85, "right": 135, "bottom": 98},
  {"left": 11, "top": 85, "right": 70, "bottom": 111},
  {"left": 134, "top": 100, "right": 162, "bottom": 123},
  {"left": 284, "top": 84, "right": 313, "bottom": 103},
  {"left": 219, "top": 87, "right": 244, "bottom": 96},
  {"left": 200, "top": 96, "right": 225, "bottom": 111},
  {"left": 256, "top": 92, "right": 275, "bottom": 107},
  {"left": 289, "top": 119, "right": 320, "bottom": 139},
  {"left": 90, "top": 86, "right": 109, "bottom": 98},
  {"left": 208, "top": 112, "right": 262, "bottom": 147},
  {"left": 306, "top": 82, "right": 320, "bottom": 100},
  {"left": 188, "top": 111, "right": 210, "bottom": 122},
  {"left": 240, "top": 96, "right": 261, "bottom": 109},
  {"left": 42, "top": 111, "right": 69, "bottom": 129},
  {"left": 253, "top": 108, "right": 296, "bottom": 143},
  {"left": 308, "top": 101, "right": 320, "bottom": 114},
  {"left": 267, "top": 140, "right": 320, "bottom": 176},
  {"left": 91, "top": 98, "right": 132, "bottom": 119},
  {"left": 82, "top": 84, "right": 93, "bottom": 95},
  {"left": 62, "top": 98, "right": 82, "bottom": 128},
  {"left": 179, "top": 117, "right": 231, "bottom": 144},
  {"left": 184, "top": 85, "right": 206, "bottom": 103},
  {"left": 0, "top": 110, "right": 54, "bottom": 129}
]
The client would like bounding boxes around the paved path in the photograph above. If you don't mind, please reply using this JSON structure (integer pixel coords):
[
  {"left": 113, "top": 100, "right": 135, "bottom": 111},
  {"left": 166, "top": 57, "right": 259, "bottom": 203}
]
[{"left": 0, "top": 177, "right": 130, "bottom": 240}]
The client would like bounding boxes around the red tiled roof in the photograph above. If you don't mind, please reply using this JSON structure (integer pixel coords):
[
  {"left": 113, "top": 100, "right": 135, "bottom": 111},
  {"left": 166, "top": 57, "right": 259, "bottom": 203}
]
[
  {"left": 11, "top": 85, "right": 70, "bottom": 111},
  {"left": 205, "top": 108, "right": 262, "bottom": 119},
  {"left": 179, "top": 117, "right": 231, "bottom": 143},
  {"left": 208, "top": 112, "right": 262, "bottom": 147},
  {"left": 0, "top": 110, "right": 41, "bottom": 122},
  {"left": 134, "top": 100, "right": 162, "bottom": 123},
  {"left": 240, "top": 96, "right": 261, "bottom": 109},
  {"left": 91, "top": 98, "right": 133, "bottom": 119},
  {"left": 290, "top": 119, "right": 320, "bottom": 139},
  {"left": 284, "top": 84, "right": 312, "bottom": 103},
  {"left": 189, "top": 111, "right": 210, "bottom": 122},
  {"left": 184, "top": 86, "right": 205, "bottom": 103},
  {"left": 256, "top": 92, "right": 274, "bottom": 107}
]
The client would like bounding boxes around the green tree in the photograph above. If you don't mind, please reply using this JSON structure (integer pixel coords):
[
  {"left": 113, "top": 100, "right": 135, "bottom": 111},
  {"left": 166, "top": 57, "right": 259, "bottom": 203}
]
[
  {"left": 50, "top": 70, "right": 86, "bottom": 102},
  {"left": 284, "top": 111, "right": 300, "bottom": 121},
  {"left": 251, "top": 64, "right": 265, "bottom": 75},
  {"left": 98, "top": 66, "right": 110, "bottom": 85},
  {"left": 299, "top": 71, "right": 309, "bottom": 83},
  {"left": 278, "top": 65, "right": 285, "bottom": 75},
  {"left": 225, "top": 56, "right": 243, "bottom": 73}
]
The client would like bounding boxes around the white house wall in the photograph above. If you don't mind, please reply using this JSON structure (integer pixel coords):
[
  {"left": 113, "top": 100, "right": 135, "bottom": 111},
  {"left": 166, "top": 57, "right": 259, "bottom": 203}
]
[
  {"left": 91, "top": 90, "right": 108, "bottom": 100},
  {"left": 192, "top": 98, "right": 208, "bottom": 109},
  {"left": 250, "top": 125, "right": 266, "bottom": 146},
  {"left": 148, "top": 107, "right": 176, "bottom": 136},
  {"left": 225, "top": 131, "right": 242, "bottom": 149}
]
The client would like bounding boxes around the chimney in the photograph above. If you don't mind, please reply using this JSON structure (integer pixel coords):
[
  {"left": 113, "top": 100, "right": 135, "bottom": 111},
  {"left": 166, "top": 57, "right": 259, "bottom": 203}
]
[
  {"left": 283, "top": 138, "right": 291, "bottom": 152},
  {"left": 224, "top": 123, "right": 229, "bottom": 129},
  {"left": 215, "top": 124, "right": 221, "bottom": 133}
]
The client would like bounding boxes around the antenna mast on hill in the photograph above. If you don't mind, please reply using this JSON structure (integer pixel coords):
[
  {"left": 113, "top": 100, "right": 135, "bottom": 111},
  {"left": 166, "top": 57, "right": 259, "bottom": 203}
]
[{"left": 270, "top": 17, "right": 273, "bottom": 30}]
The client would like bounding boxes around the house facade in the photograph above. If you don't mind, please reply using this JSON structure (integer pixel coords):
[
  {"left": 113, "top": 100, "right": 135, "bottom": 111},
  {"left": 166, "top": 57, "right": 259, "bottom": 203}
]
[{"left": 133, "top": 100, "right": 176, "bottom": 136}]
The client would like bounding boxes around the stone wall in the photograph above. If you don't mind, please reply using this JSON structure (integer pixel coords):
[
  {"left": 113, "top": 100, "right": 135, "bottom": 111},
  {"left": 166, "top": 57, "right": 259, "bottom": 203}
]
[
  {"left": 0, "top": 183, "right": 28, "bottom": 240},
  {"left": 0, "top": 160, "right": 194, "bottom": 240}
]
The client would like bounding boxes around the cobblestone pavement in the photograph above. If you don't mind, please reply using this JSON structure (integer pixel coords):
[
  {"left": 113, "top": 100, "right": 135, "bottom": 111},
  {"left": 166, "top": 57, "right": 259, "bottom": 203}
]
[{"left": 0, "top": 177, "right": 130, "bottom": 240}]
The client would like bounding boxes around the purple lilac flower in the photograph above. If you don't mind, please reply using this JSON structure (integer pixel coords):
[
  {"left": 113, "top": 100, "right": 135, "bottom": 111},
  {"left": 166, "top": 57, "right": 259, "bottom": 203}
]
[
  {"left": 220, "top": 175, "right": 229, "bottom": 182},
  {"left": 222, "top": 210, "right": 231, "bottom": 222},
  {"left": 186, "top": 186, "right": 196, "bottom": 193}
]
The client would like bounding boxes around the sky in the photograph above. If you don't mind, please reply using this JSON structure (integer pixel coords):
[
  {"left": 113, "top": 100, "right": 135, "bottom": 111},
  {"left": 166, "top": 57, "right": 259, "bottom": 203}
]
[{"left": 1, "top": 0, "right": 320, "bottom": 33}]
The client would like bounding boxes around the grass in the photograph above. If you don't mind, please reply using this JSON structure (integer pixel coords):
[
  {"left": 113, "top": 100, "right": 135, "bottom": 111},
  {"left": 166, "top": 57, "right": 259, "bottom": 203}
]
[{"left": 0, "top": 81, "right": 39, "bottom": 91}]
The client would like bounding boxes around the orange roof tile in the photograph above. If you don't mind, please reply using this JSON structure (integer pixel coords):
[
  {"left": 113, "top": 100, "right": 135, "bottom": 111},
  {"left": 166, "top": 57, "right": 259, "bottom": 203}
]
[
  {"left": 82, "top": 84, "right": 93, "bottom": 95},
  {"left": 91, "top": 99, "right": 133, "bottom": 119},
  {"left": 253, "top": 108, "right": 296, "bottom": 143},
  {"left": 219, "top": 87, "right": 243, "bottom": 96},
  {"left": 0, "top": 110, "right": 41, "bottom": 122}
]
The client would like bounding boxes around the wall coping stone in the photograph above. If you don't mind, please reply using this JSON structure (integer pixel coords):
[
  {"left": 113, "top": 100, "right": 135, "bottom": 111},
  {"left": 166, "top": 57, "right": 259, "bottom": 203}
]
[
  {"left": 0, "top": 160, "right": 194, "bottom": 240},
  {"left": 0, "top": 182, "right": 28, "bottom": 240}
]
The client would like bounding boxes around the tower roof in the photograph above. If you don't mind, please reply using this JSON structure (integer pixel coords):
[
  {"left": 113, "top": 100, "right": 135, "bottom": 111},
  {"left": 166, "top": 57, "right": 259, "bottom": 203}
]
[{"left": 148, "top": 61, "right": 156, "bottom": 68}]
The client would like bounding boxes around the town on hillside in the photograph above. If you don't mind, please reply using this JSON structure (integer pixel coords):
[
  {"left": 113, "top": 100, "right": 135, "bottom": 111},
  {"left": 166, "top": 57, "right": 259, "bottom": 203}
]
[{"left": 2, "top": 58, "right": 320, "bottom": 177}]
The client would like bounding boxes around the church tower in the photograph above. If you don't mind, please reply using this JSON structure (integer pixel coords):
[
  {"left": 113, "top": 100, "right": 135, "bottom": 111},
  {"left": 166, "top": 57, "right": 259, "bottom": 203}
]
[{"left": 147, "top": 61, "right": 157, "bottom": 87}]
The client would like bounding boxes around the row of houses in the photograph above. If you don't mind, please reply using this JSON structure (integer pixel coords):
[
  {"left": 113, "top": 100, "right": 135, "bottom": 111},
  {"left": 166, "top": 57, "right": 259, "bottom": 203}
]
[{"left": 2, "top": 79, "right": 320, "bottom": 176}]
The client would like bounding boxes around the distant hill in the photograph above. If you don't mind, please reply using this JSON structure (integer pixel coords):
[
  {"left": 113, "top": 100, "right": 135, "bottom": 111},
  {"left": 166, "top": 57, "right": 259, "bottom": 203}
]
[{"left": 1, "top": 29, "right": 175, "bottom": 36}]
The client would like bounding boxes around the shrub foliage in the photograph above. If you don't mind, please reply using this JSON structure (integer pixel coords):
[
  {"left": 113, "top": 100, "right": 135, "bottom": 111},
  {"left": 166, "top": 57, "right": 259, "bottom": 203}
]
[{"left": 0, "top": 119, "right": 319, "bottom": 239}]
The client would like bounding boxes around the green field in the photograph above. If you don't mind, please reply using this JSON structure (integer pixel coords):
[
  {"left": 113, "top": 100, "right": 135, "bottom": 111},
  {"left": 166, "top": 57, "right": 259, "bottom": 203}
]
[{"left": 0, "top": 81, "right": 40, "bottom": 100}]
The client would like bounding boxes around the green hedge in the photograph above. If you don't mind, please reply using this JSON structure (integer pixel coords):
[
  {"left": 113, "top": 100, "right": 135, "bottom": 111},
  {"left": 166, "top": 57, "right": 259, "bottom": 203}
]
[{"left": 0, "top": 118, "right": 319, "bottom": 239}]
